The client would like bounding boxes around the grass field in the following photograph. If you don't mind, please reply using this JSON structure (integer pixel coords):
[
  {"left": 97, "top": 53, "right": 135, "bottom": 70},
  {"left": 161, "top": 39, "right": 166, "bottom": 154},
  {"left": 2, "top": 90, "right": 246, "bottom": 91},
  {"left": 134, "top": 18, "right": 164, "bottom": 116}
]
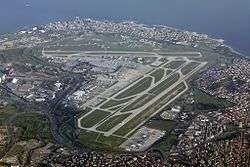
[
  {"left": 78, "top": 131, "right": 101, "bottom": 150},
  {"left": 0, "top": 104, "right": 52, "bottom": 142},
  {"left": 165, "top": 70, "right": 173, "bottom": 76},
  {"left": 80, "top": 109, "right": 111, "bottom": 128},
  {"left": 114, "top": 82, "right": 186, "bottom": 136},
  {"left": 96, "top": 113, "right": 131, "bottom": 132},
  {"left": 4, "top": 144, "right": 25, "bottom": 157},
  {"left": 14, "top": 113, "right": 52, "bottom": 141},
  {"left": 95, "top": 134, "right": 126, "bottom": 148},
  {"left": 150, "top": 68, "right": 165, "bottom": 83},
  {"left": 116, "top": 77, "right": 153, "bottom": 99},
  {"left": 78, "top": 130, "right": 125, "bottom": 151},
  {"left": 43, "top": 51, "right": 80, "bottom": 55},
  {"left": 145, "top": 119, "right": 176, "bottom": 132},
  {"left": 175, "top": 88, "right": 234, "bottom": 114},
  {"left": 158, "top": 53, "right": 200, "bottom": 57},
  {"left": 181, "top": 62, "right": 200, "bottom": 75},
  {"left": 100, "top": 97, "right": 134, "bottom": 109},
  {"left": 151, "top": 131, "right": 178, "bottom": 153},
  {"left": 121, "top": 94, "right": 155, "bottom": 112},
  {"left": 0, "top": 105, "right": 18, "bottom": 125},
  {"left": 164, "top": 61, "right": 186, "bottom": 69},
  {"left": 193, "top": 89, "right": 234, "bottom": 110},
  {"left": 108, "top": 105, "right": 123, "bottom": 111},
  {"left": 149, "top": 73, "right": 180, "bottom": 95},
  {"left": 78, "top": 107, "right": 92, "bottom": 116}
]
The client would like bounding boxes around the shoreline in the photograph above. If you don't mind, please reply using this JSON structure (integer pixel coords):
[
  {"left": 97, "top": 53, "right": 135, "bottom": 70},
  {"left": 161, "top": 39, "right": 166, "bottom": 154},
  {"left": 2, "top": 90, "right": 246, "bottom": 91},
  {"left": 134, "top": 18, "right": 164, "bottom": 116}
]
[{"left": 0, "top": 18, "right": 246, "bottom": 57}]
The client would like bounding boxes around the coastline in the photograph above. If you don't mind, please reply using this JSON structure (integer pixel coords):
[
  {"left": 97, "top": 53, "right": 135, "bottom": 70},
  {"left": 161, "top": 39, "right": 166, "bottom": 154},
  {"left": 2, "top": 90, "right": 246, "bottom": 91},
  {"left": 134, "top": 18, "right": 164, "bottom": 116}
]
[{"left": 0, "top": 18, "right": 246, "bottom": 57}]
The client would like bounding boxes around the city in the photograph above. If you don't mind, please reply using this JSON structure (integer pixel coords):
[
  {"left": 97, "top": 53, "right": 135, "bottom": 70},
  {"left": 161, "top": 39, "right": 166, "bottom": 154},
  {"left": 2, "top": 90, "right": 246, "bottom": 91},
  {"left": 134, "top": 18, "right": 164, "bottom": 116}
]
[{"left": 0, "top": 18, "right": 249, "bottom": 166}]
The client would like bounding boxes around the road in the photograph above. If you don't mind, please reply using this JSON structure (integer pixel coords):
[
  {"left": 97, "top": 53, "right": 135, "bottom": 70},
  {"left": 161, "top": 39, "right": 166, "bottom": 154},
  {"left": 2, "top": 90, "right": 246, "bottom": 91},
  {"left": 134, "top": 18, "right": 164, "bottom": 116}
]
[
  {"left": 46, "top": 77, "right": 89, "bottom": 144},
  {"left": 0, "top": 85, "right": 29, "bottom": 103}
]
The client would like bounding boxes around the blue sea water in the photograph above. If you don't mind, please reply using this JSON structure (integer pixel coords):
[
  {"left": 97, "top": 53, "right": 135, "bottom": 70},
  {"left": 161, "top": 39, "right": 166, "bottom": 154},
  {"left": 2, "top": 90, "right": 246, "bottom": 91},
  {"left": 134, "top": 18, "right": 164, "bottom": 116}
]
[{"left": 0, "top": 0, "right": 249, "bottom": 55}]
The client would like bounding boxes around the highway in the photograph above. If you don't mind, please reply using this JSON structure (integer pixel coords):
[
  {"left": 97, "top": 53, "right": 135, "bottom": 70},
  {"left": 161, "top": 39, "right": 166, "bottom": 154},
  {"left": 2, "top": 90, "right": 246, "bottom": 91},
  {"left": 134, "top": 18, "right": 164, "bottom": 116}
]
[{"left": 46, "top": 76, "right": 90, "bottom": 145}]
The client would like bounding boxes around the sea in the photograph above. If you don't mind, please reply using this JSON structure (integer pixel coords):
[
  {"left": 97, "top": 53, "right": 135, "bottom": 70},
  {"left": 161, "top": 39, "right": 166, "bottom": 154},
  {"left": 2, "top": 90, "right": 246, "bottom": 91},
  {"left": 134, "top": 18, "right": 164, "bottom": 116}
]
[{"left": 0, "top": 0, "right": 249, "bottom": 55}]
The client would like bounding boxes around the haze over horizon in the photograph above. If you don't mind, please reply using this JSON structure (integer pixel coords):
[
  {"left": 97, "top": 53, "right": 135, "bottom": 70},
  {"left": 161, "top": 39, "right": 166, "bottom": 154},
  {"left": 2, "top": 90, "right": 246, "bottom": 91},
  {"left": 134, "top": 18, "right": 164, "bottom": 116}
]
[{"left": 0, "top": 0, "right": 249, "bottom": 54}]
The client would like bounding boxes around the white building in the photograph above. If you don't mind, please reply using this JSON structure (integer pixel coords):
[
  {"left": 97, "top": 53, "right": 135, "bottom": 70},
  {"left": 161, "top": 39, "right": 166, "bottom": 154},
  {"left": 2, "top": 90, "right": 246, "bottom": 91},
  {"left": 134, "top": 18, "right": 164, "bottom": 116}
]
[{"left": 0, "top": 72, "right": 6, "bottom": 83}]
